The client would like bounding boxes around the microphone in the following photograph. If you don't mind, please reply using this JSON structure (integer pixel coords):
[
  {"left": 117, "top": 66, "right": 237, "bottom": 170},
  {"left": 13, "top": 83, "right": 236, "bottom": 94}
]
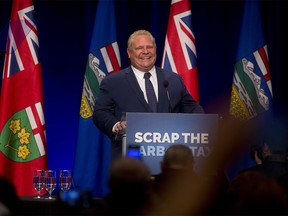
[{"left": 163, "top": 80, "right": 172, "bottom": 113}]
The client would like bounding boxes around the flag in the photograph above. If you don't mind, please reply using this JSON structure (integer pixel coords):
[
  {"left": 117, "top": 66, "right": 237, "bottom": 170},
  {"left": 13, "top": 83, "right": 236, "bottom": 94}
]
[
  {"left": 0, "top": 0, "right": 48, "bottom": 196},
  {"left": 229, "top": 0, "right": 273, "bottom": 122},
  {"left": 161, "top": 0, "right": 199, "bottom": 102},
  {"left": 227, "top": 0, "right": 273, "bottom": 181},
  {"left": 73, "top": 0, "right": 121, "bottom": 197}
]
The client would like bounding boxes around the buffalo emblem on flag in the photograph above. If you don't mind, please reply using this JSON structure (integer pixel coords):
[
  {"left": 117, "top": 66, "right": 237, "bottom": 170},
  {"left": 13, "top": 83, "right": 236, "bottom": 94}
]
[{"left": 80, "top": 53, "right": 106, "bottom": 119}]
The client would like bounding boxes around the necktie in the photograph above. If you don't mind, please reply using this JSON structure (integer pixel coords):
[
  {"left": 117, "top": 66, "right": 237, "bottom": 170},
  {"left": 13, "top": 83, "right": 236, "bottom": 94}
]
[{"left": 144, "top": 72, "right": 157, "bottom": 112}]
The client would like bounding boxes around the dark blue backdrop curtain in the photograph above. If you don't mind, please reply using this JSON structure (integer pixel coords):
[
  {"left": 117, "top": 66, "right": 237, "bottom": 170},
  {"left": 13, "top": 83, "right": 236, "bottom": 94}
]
[{"left": 1, "top": 0, "right": 288, "bottom": 194}]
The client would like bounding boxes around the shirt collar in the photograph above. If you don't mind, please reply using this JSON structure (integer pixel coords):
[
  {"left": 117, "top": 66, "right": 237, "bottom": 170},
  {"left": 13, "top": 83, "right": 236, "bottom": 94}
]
[{"left": 131, "top": 65, "right": 156, "bottom": 80}]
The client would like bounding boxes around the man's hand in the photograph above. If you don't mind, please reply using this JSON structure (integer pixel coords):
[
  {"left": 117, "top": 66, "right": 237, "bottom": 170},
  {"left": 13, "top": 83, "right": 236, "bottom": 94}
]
[{"left": 114, "top": 121, "right": 127, "bottom": 134}]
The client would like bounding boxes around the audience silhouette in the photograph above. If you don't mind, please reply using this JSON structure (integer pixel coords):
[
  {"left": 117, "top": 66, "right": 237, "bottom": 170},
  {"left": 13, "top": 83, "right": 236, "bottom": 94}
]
[
  {"left": 94, "top": 156, "right": 160, "bottom": 215},
  {"left": 152, "top": 144, "right": 229, "bottom": 215},
  {"left": 153, "top": 144, "right": 198, "bottom": 207},
  {"left": 226, "top": 170, "right": 288, "bottom": 215},
  {"left": 0, "top": 177, "right": 21, "bottom": 215},
  {"left": 240, "top": 143, "right": 288, "bottom": 180}
]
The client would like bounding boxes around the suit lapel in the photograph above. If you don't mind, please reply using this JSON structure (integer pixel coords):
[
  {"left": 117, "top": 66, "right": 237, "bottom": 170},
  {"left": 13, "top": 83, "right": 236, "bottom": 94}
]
[
  {"left": 156, "top": 68, "right": 169, "bottom": 112},
  {"left": 125, "top": 67, "right": 152, "bottom": 111}
]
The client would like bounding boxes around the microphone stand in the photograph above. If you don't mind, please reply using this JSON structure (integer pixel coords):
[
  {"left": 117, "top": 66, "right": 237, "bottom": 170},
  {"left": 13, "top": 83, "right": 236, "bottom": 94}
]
[{"left": 163, "top": 80, "right": 172, "bottom": 113}]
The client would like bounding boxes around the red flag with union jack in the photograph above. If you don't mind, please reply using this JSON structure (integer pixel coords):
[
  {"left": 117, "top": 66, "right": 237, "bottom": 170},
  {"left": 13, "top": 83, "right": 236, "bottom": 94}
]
[
  {"left": 0, "top": 0, "right": 48, "bottom": 196},
  {"left": 161, "top": 0, "right": 199, "bottom": 102}
]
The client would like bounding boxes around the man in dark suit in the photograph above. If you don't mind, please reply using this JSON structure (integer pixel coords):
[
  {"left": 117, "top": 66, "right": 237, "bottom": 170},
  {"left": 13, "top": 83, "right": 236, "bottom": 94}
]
[
  {"left": 93, "top": 29, "right": 204, "bottom": 160},
  {"left": 239, "top": 143, "right": 288, "bottom": 180}
]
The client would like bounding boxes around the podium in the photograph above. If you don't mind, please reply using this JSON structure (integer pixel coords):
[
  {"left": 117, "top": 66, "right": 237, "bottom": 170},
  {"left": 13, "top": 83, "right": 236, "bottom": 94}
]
[{"left": 123, "top": 112, "right": 219, "bottom": 175}]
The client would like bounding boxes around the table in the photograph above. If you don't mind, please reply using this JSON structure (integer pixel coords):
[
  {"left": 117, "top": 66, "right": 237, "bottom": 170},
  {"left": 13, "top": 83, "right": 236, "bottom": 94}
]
[
  {"left": 19, "top": 195, "right": 104, "bottom": 215},
  {"left": 19, "top": 196, "right": 58, "bottom": 215}
]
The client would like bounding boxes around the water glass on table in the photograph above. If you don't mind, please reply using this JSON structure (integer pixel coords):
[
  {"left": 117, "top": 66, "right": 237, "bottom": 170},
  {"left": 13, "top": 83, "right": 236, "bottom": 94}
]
[
  {"left": 33, "top": 170, "right": 45, "bottom": 199},
  {"left": 45, "top": 170, "right": 57, "bottom": 199},
  {"left": 60, "top": 170, "right": 72, "bottom": 192}
]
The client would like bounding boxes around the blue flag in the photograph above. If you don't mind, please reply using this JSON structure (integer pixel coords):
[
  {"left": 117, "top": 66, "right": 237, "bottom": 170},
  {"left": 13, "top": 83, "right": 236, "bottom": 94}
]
[
  {"left": 228, "top": 0, "right": 274, "bottom": 179},
  {"left": 73, "top": 0, "right": 121, "bottom": 197},
  {"left": 230, "top": 0, "right": 273, "bottom": 122}
]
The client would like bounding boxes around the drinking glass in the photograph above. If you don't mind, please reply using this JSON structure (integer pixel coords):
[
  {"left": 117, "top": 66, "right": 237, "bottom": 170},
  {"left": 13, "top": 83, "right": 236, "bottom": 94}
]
[
  {"left": 33, "top": 170, "right": 45, "bottom": 199},
  {"left": 45, "top": 170, "right": 57, "bottom": 199},
  {"left": 59, "top": 170, "right": 72, "bottom": 192}
]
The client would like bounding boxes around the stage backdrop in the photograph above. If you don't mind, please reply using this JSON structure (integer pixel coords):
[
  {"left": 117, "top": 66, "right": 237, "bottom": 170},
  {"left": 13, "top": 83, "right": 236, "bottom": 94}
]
[{"left": 1, "top": 0, "right": 288, "bottom": 196}]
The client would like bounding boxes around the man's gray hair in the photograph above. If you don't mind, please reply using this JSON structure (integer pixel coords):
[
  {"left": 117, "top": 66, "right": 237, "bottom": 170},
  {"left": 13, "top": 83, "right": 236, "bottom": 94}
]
[{"left": 127, "top": 29, "right": 156, "bottom": 50}]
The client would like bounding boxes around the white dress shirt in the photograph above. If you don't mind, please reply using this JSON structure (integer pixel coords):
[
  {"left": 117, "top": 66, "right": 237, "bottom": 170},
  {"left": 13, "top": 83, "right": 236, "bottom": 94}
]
[{"left": 131, "top": 65, "right": 159, "bottom": 102}]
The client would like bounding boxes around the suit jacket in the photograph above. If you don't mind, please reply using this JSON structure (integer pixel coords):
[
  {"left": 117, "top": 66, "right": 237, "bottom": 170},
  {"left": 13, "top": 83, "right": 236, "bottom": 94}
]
[
  {"left": 93, "top": 66, "right": 204, "bottom": 159},
  {"left": 239, "top": 154, "right": 288, "bottom": 180}
]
